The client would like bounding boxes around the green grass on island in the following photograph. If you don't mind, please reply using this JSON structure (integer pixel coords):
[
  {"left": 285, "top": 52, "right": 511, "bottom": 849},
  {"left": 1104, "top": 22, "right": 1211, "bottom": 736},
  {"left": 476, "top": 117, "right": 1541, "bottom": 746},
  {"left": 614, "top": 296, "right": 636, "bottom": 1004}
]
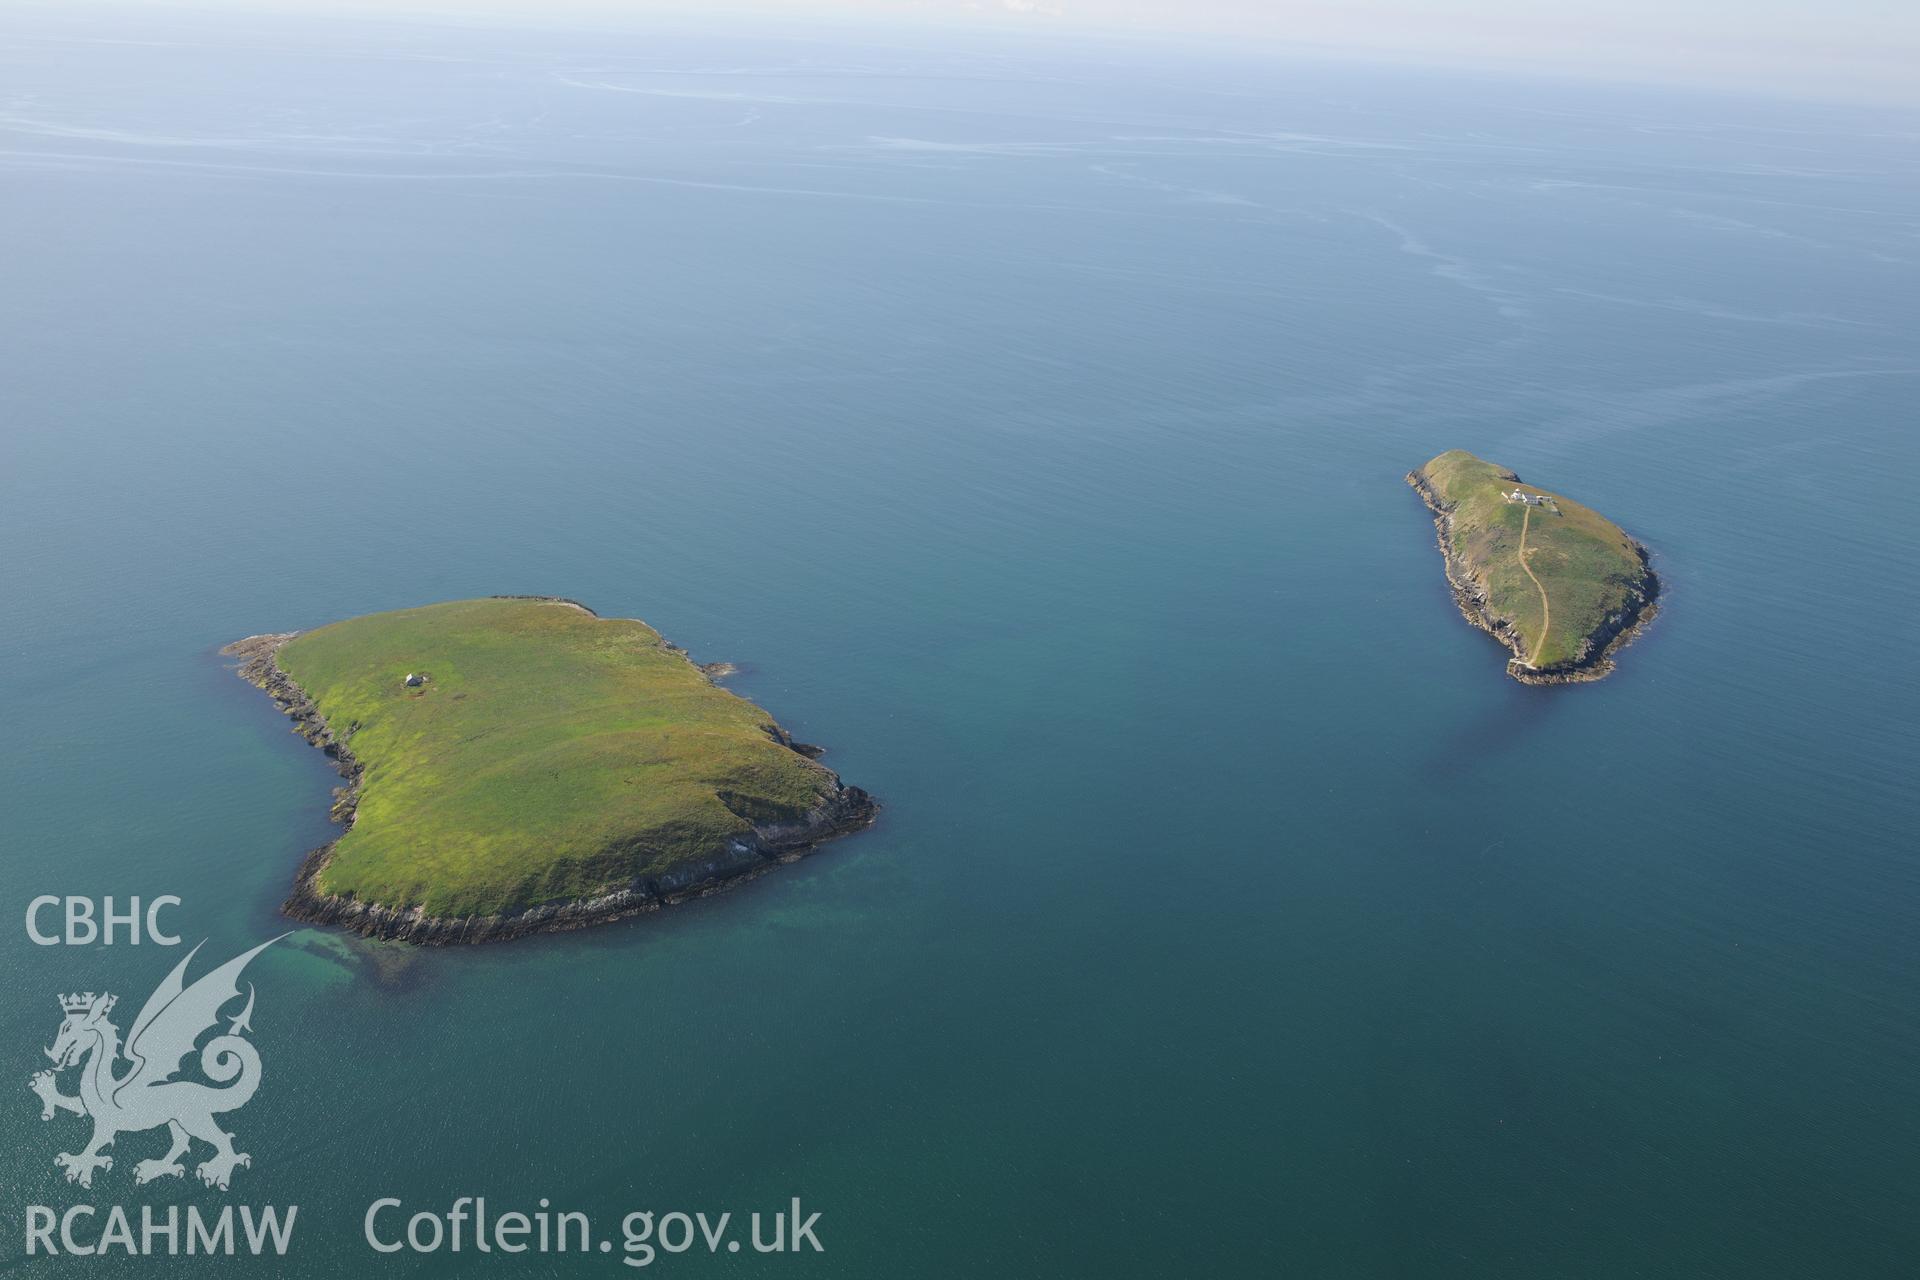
[
  {"left": 266, "top": 598, "right": 860, "bottom": 920},
  {"left": 1410, "top": 450, "right": 1657, "bottom": 679}
]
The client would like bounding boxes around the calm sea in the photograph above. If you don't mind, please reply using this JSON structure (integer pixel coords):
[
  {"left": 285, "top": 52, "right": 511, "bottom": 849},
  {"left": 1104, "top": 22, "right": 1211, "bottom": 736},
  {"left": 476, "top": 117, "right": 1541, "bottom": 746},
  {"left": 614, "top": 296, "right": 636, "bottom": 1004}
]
[{"left": 2, "top": 7, "right": 1916, "bottom": 1276}]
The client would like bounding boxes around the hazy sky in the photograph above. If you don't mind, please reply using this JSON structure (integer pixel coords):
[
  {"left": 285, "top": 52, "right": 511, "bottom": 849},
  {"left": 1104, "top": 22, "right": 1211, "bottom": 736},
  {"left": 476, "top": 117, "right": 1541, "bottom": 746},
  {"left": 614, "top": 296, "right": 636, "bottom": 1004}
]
[
  {"left": 892, "top": 0, "right": 1920, "bottom": 105},
  {"left": 110, "top": 0, "right": 1920, "bottom": 106}
]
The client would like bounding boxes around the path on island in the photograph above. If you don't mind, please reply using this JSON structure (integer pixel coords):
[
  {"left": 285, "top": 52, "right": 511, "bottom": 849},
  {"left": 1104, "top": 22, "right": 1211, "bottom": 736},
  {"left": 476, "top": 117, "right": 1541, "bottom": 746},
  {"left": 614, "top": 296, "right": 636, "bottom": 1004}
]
[{"left": 1516, "top": 504, "right": 1550, "bottom": 667}]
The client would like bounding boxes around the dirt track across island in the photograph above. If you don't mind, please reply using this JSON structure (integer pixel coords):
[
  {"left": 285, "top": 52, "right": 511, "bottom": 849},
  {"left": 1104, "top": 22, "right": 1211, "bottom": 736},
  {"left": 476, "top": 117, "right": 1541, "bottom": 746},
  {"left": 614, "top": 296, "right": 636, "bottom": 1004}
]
[{"left": 1515, "top": 504, "right": 1550, "bottom": 667}]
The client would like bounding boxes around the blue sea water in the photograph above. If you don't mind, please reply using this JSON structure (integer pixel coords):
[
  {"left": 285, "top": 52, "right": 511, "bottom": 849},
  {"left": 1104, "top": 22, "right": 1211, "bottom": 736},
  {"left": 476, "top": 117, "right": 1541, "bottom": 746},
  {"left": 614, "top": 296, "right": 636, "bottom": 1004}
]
[{"left": 1, "top": 6, "right": 1917, "bottom": 1276}]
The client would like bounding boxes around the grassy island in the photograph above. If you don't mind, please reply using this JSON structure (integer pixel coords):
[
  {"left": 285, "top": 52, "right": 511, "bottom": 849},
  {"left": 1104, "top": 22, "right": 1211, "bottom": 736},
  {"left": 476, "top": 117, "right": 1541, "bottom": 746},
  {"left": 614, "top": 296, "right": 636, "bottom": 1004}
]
[
  {"left": 1407, "top": 451, "right": 1658, "bottom": 683},
  {"left": 224, "top": 597, "right": 874, "bottom": 943}
]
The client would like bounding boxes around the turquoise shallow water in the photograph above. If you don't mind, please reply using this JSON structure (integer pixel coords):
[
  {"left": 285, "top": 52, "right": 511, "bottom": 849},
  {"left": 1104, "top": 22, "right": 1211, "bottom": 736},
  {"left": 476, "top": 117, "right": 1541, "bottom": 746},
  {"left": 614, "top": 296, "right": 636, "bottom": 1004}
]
[{"left": 2, "top": 8, "right": 1917, "bottom": 1277}]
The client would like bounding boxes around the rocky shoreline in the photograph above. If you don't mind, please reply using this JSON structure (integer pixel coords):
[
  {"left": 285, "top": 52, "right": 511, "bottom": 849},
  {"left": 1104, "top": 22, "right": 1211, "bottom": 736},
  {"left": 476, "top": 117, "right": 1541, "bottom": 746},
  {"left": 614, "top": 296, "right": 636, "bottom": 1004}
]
[
  {"left": 221, "top": 605, "right": 877, "bottom": 945},
  {"left": 1405, "top": 469, "right": 1660, "bottom": 685}
]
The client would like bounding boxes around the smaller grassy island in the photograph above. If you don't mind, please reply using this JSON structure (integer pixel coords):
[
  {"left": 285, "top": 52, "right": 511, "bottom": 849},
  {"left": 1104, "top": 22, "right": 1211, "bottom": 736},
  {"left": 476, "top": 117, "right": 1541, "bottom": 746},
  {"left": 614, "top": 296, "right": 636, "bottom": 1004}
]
[
  {"left": 1407, "top": 451, "right": 1658, "bottom": 684},
  {"left": 224, "top": 597, "right": 875, "bottom": 943}
]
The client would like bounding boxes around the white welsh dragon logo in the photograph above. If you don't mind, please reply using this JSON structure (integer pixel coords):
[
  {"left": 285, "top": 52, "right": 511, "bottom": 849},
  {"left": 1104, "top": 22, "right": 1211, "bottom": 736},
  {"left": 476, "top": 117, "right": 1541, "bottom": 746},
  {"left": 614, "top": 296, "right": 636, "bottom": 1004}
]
[{"left": 28, "top": 937, "right": 282, "bottom": 1191}]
